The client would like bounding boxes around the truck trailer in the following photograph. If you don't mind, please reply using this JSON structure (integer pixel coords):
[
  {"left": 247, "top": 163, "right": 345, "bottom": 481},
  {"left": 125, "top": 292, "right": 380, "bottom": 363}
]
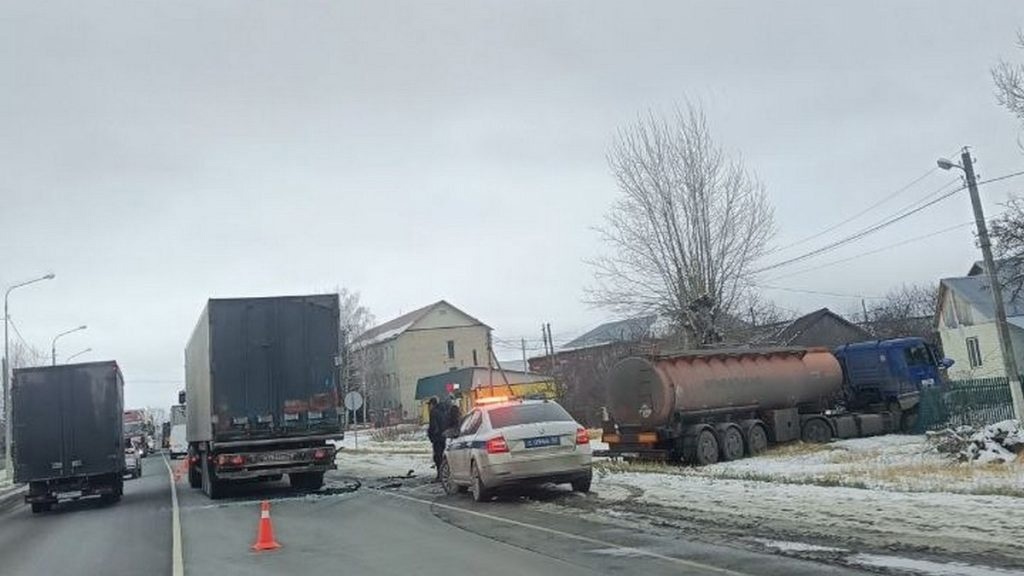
[
  {"left": 600, "top": 337, "right": 949, "bottom": 464},
  {"left": 185, "top": 294, "right": 343, "bottom": 498},
  {"left": 12, "top": 362, "right": 126, "bottom": 512}
]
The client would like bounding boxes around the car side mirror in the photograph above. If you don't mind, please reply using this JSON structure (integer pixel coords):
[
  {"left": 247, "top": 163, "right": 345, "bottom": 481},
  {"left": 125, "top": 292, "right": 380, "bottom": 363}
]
[
  {"left": 940, "top": 358, "right": 955, "bottom": 369},
  {"left": 443, "top": 428, "right": 459, "bottom": 439}
]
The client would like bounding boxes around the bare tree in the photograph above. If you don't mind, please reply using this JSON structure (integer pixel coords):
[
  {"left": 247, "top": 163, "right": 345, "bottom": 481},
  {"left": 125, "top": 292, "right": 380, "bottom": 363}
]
[
  {"left": 993, "top": 30, "right": 1024, "bottom": 139},
  {"left": 336, "top": 287, "right": 375, "bottom": 422},
  {"left": 989, "top": 193, "right": 1024, "bottom": 298},
  {"left": 865, "top": 284, "right": 939, "bottom": 342},
  {"left": 586, "top": 103, "right": 776, "bottom": 346}
]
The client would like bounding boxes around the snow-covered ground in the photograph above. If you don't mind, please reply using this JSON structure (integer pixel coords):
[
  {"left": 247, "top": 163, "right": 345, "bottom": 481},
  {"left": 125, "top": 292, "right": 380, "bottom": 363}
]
[
  {"left": 600, "top": 434, "right": 1024, "bottom": 496},
  {"left": 585, "top": 435, "right": 1024, "bottom": 567},
  {"left": 331, "top": 427, "right": 1024, "bottom": 567}
]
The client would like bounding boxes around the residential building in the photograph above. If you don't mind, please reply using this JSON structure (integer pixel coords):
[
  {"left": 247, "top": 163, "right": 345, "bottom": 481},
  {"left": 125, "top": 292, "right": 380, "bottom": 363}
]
[
  {"left": 937, "top": 264, "right": 1024, "bottom": 379},
  {"left": 353, "top": 300, "right": 490, "bottom": 423},
  {"left": 760, "top": 308, "right": 871, "bottom": 348}
]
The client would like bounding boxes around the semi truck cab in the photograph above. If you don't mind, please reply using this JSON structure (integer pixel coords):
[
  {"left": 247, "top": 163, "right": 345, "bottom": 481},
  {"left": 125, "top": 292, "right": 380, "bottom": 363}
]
[{"left": 832, "top": 337, "right": 949, "bottom": 421}]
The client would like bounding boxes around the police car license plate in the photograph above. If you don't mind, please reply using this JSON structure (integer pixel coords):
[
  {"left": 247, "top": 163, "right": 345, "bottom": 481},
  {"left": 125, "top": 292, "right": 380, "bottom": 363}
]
[{"left": 524, "top": 436, "right": 560, "bottom": 448}]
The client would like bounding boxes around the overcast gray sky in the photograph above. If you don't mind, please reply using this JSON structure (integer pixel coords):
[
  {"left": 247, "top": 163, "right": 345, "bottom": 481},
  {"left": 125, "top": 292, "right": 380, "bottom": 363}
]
[{"left": 4, "top": 1, "right": 1024, "bottom": 409}]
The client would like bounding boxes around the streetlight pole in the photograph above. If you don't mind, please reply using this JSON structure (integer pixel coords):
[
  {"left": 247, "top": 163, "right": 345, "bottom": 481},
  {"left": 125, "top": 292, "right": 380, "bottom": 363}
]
[
  {"left": 939, "top": 148, "right": 1024, "bottom": 419},
  {"left": 51, "top": 325, "right": 87, "bottom": 366},
  {"left": 65, "top": 348, "right": 92, "bottom": 363},
  {"left": 3, "top": 272, "right": 55, "bottom": 480}
]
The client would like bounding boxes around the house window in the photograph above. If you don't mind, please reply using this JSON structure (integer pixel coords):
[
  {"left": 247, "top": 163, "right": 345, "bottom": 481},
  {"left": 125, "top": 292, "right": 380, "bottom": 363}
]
[
  {"left": 966, "top": 337, "right": 983, "bottom": 368},
  {"left": 447, "top": 340, "right": 455, "bottom": 360},
  {"left": 472, "top": 349, "right": 478, "bottom": 366}
]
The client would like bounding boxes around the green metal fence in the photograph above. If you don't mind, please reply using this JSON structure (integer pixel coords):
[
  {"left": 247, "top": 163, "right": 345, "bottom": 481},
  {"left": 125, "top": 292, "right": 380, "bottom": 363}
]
[{"left": 914, "top": 377, "right": 1018, "bottom": 433}]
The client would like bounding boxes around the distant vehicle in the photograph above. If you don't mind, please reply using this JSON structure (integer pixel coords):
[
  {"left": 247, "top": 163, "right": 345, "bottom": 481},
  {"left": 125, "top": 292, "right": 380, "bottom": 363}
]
[
  {"left": 161, "top": 421, "right": 171, "bottom": 449},
  {"left": 123, "top": 409, "right": 152, "bottom": 457},
  {"left": 441, "top": 398, "right": 593, "bottom": 502},
  {"left": 185, "top": 295, "right": 343, "bottom": 498},
  {"left": 168, "top": 404, "right": 187, "bottom": 458},
  {"left": 124, "top": 445, "right": 142, "bottom": 479},
  {"left": 600, "top": 337, "right": 951, "bottom": 464},
  {"left": 169, "top": 424, "right": 187, "bottom": 459},
  {"left": 12, "top": 362, "right": 126, "bottom": 513}
]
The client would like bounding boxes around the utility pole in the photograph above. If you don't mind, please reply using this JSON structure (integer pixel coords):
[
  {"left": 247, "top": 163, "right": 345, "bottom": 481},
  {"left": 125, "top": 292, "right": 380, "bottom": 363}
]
[
  {"left": 861, "top": 299, "right": 870, "bottom": 326},
  {"left": 521, "top": 338, "right": 528, "bottom": 374},
  {"left": 959, "top": 148, "right": 1024, "bottom": 419},
  {"left": 545, "top": 323, "right": 555, "bottom": 372}
]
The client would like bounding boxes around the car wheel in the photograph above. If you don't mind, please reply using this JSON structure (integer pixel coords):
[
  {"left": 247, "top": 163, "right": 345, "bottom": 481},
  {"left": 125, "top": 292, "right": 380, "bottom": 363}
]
[
  {"left": 440, "top": 458, "right": 458, "bottom": 496},
  {"left": 470, "top": 462, "right": 490, "bottom": 503},
  {"left": 571, "top": 471, "right": 592, "bottom": 493}
]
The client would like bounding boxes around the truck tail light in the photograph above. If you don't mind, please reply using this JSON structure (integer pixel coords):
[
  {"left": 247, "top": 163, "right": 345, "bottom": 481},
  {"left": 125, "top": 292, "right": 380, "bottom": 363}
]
[
  {"left": 312, "top": 448, "right": 330, "bottom": 460},
  {"left": 485, "top": 436, "right": 509, "bottom": 454},
  {"left": 576, "top": 428, "right": 589, "bottom": 445},
  {"left": 216, "top": 454, "right": 245, "bottom": 467}
]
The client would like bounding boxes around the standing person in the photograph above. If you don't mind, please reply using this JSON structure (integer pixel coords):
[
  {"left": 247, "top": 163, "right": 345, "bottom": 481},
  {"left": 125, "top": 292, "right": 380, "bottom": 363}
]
[
  {"left": 444, "top": 395, "right": 462, "bottom": 438},
  {"left": 426, "top": 397, "right": 445, "bottom": 481}
]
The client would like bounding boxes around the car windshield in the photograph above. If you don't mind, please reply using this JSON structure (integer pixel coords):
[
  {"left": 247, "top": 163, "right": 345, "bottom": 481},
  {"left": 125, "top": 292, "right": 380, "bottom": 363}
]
[{"left": 488, "top": 403, "right": 574, "bottom": 429}]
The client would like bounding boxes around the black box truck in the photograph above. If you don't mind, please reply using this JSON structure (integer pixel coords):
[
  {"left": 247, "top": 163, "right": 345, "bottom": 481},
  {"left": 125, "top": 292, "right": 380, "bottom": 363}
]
[
  {"left": 185, "top": 294, "right": 343, "bottom": 498},
  {"left": 12, "top": 362, "right": 125, "bottom": 513}
]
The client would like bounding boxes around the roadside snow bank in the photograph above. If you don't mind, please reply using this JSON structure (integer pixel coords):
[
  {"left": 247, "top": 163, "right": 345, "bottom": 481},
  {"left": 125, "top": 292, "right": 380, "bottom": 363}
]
[
  {"left": 598, "top": 435, "right": 1024, "bottom": 496},
  {"left": 928, "top": 420, "right": 1024, "bottom": 464}
]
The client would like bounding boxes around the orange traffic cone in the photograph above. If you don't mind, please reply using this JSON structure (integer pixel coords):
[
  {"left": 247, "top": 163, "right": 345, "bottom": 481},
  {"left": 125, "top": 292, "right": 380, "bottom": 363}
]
[{"left": 251, "top": 500, "right": 281, "bottom": 551}]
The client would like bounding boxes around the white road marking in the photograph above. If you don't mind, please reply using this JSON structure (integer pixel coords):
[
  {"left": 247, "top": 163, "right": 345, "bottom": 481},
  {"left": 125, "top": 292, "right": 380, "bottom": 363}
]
[
  {"left": 162, "top": 455, "right": 185, "bottom": 576},
  {"left": 375, "top": 489, "right": 752, "bottom": 576}
]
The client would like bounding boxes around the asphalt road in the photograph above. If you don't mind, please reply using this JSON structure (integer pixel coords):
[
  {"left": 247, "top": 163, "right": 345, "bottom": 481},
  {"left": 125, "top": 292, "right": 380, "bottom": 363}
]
[
  {"left": 0, "top": 455, "right": 171, "bottom": 576},
  {"left": 0, "top": 457, "right": 873, "bottom": 576}
]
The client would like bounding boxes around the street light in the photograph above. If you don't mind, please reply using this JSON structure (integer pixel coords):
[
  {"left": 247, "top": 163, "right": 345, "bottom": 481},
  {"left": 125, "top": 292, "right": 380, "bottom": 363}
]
[
  {"left": 51, "top": 325, "right": 87, "bottom": 366},
  {"left": 938, "top": 147, "right": 1024, "bottom": 419},
  {"left": 3, "top": 272, "right": 56, "bottom": 480},
  {"left": 65, "top": 348, "right": 92, "bottom": 363}
]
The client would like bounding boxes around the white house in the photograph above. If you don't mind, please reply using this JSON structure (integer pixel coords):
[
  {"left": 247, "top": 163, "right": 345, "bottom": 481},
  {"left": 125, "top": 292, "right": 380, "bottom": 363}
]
[
  {"left": 352, "top": 300, "right": 490, "bottom": 422},
  {"left": 936, "top": 262, "right": 1024, "bottom": 380}
]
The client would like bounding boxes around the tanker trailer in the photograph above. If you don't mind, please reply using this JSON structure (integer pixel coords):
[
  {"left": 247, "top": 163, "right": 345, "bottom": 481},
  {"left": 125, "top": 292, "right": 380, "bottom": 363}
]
[{"left": 600, "top": 346, "right": 907, "bottom": 465}]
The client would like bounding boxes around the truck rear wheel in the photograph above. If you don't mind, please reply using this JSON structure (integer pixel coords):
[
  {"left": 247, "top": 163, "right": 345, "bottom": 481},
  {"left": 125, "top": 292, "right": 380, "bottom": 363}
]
[
  {"left": 188, "top": 460, "right": 201, "bottom": 489},
  {"left": 718, "top": 425, "right": 744, "bottom": 461},
  {"left": 687, "top": 428, "right": 719, "bottom": 466},
  {"left": 31, "top": 502, "right": 51, "bottom": 514},
  {"left": 201, "top": 455, "right": 224, "bottom": 499},
  {"left": 744, "top": 422, "right": 769, "bottom": 456},
  {"left": 801, "top": 418, "right": 832, "bottom": 443}
]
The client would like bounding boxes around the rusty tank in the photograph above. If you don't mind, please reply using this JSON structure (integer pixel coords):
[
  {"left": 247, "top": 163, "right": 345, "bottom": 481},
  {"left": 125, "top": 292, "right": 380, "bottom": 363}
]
[{"left": 606, "top": 348, "right": 844, "bottom": 428}]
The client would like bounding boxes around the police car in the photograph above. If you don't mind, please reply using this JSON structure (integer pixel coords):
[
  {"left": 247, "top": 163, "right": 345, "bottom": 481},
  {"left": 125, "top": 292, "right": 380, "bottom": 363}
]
[{"left": 439, "top": 397, "right": 592, "bottom": 502}]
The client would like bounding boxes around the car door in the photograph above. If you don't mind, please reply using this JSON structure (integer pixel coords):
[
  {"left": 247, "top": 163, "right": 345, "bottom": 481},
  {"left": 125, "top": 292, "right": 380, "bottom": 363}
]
[{"left": 448, "top": 410, "right": 482, "bottom": 482}]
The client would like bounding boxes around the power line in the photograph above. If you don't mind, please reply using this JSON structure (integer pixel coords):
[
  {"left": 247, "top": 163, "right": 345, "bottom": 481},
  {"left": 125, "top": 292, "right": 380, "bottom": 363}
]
[
  {"left": 763, "top": 221, "right": 975, "bottom": 282},
  {"left": 766, "top": 166, "right": 939, "bottom": 255},
  {"left": 755, "top": 167, "right": 1024, "bottom": 276},
  {"left": 752, "top": 177, "right": 965, "bottom": 275},
  {"left": 752, "top": 284, "right": 884, "bottom": 300}
]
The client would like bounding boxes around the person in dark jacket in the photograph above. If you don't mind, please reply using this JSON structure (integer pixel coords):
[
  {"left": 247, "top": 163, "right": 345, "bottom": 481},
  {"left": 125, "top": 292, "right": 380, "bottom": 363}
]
[{"left": 426, "top": 397, "right": 445, "bottom": 480}]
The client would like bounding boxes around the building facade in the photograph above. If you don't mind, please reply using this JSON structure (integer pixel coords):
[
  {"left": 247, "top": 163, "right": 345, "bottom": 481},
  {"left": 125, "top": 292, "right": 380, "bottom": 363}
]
[
  {"left": 353, "top": 300, "right": 490, "bottom": 423},
  {"left": 937, "top": 270, "right": 1024, "bottom": 380}
]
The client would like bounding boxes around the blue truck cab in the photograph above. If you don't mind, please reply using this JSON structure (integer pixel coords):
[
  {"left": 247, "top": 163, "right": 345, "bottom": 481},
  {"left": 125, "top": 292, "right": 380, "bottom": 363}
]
[{"left": 832, "top": 338, "right": 950, "bottom": 420}]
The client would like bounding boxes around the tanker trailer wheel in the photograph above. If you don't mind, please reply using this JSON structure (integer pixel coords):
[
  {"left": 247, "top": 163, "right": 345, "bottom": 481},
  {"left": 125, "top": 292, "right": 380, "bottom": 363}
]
[
  {"left": 744, "top": 422, "right": 769, "bottom": 456},
  {"left": 686, "top": 427, "right": 720, "bottom": 466},
  {"left": 801, "top": 418, "right": 832, "bottom": 444},
  {"left": 717, "top": 425, "right": 745, "bottom": 461}
]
